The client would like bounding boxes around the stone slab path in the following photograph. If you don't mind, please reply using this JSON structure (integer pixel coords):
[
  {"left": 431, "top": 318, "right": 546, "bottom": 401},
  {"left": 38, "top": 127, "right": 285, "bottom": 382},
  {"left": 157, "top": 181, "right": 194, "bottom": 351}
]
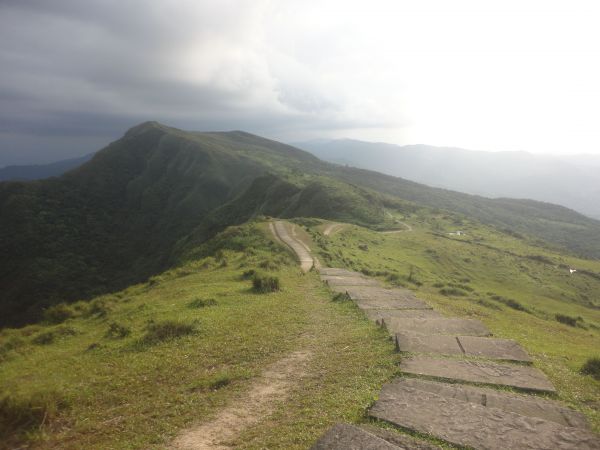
[
  {"left": 311, "top": 424, "right": 403, "bottom": 449},
  {"left": 393, "top": 378, "right": 590, "bottom": 429},
  {"left": 395, "top": 333, "right": 532, "bottom": 362},
  {"left": 263, "top": 230, "right": 598, "bottom": 449},
  {"left": 370, "top": 380, "right": 599, "bottom": 450},
  {"left": 400, "top": 356, "right": 556, "bottom": 392},
  {"left": 383, "top": 317, "right": 491, "bottom": 336},
  {"left": 364, "top": 309, "right": 443, "bottom": 324}
]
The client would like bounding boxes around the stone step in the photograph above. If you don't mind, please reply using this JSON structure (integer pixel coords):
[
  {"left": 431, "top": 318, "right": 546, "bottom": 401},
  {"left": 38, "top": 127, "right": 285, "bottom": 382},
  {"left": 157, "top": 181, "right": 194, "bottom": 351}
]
[
  {"left": 310, "top": 423, "right": 402, "bottom": 449},
  {"left": 359, "top": 424, "right": 443, "bottom": 450},
  {"left": 394, "top": 378, "right": 590, "bottom": 429},
  {"left": 383, "top": 317, "right": 491, "bottom": 337},
  {"left": 320, "top": 267, "right": 364, "bottom": 277},
  {"left": 395, "top": 333, "right": 532, "bottom": 362},
  {"left": 322, "top": 275, "right": 381, "bottom": 287},
  {"left": 364, "top": 309, "right": 443, "bottom": 324},
  {"left": 369, "top": 380, "right": 599, "bottom": 450},
  {"left": 336, "top": 286, "right": 432, "bottom": 310},
  {"left": 400, "top": 356, "right": 555, "bottom": 392},
  {"left": 459, "top": 335, "right": 532, "bottom": 362}
]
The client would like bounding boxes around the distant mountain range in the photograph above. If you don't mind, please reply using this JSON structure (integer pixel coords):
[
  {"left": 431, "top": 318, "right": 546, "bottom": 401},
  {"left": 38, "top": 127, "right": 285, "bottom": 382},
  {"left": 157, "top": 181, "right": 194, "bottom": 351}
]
[
  {"left": 295, "top": 139, "right": 600, "bottom": 220},
  {"left": 0, "top": 153, "right": 95, "bottom": 181}
]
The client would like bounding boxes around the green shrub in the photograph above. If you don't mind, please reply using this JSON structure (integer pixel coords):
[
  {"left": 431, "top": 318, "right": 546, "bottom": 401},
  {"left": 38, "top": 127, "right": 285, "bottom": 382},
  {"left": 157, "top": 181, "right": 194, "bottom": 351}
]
[
  {"left": 241, "top": 269, "right": 256, "bottom": 280},
  {"left": 188, "top": 298, "right": 217, "bottom": 309},
  {"left": 252, "top": 273, "right": 280, "bottom": 293},
  {"left": 85, "top": 299, "right": 110, "bottom": 318},
  {"left": 105, "top": 322, "right": 131, "bottom": 339},
  {"left": 140, "top": 320, "right": 196, "bottom": 345},
  {"left": 258, "top": 259, "right": 279, "bottom": 270},
  {"left": 580, "top": 357, "right": 600, "bottom": 380},
  {"left": 489, "top": 295, "right": 530, "bottom": 313},
  {"left": 31, "top": 326, "right": 76, "bottom": 345},
  {"left": 0, "top": 391, "right": 67, "bottom": 440},
  {"left": 439, "top": 288, "right": 468, "bottom": 296},
  {"left": 332, "top": 292, "right": 351, "bottom": 302},
  {"left": 43, "top": 303, "right": 75, "bottom": 324}
]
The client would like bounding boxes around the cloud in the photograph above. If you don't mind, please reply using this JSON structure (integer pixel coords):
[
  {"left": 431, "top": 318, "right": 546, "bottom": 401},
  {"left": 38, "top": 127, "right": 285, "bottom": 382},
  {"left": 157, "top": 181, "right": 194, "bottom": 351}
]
[{"left": 1, "top": 0, "right": 599, "bottom": 165}]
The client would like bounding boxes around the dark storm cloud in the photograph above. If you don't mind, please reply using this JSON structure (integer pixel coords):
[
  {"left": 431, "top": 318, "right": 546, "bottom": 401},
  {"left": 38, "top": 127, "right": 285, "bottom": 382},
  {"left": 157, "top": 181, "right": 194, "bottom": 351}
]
[{"left": 0, "top": 0, "right": 364, "bottom": 165}]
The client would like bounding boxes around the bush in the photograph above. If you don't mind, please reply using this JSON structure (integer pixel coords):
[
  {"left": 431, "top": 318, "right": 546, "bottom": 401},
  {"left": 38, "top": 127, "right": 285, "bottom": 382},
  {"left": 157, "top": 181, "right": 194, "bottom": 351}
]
[
  {"left": 0, "top": 391, "right": 67, "bottom": 440},
  {"left": 580, "top": 357, "right": 600, "bottom": 380},
  {"left": 43, "top": 304, "right": 75, "bottom": 324},
  {"left": 140, "top": 320, "right": 196, "bottom": 345},
  {"left": 32, "top": 326, "right": 76, "bottom": 345},
  {"left": 258, "top": 259, "right": 279, "bottom": 270},
  {"left": 241, "top": 269, "right": 256, "bottom": 280},
  {"left": 105, "top": 322, "right": 131, "bottom": 339},
  {"left": 85, "top": 299, "right": 110, "bottom": 318},
  {"left": 489, "top": 295, "right": 530, "bottom": 313},
  {"left": 252, "top": 273, "right": 280, "bottom": 293},
  {"left": 188, "top": 298, "right": 217, "bottom": 309},
  {"left": 439, "top": 288, "right": 468, "bottom": 297},
  {"left": 332, "top": 292, "right": 351, "bottom": 302}
]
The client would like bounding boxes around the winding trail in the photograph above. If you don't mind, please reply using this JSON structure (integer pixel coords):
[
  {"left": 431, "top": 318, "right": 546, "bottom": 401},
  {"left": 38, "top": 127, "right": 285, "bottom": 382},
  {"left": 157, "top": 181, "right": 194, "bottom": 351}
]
[
  {"left": 171, "top": 351, "right": 312, "bottom": 450},
  {"left": 271, "top": 221, "right": 318, "bottom": 271},
  {"left": 323, "top": 223, "right": 345, "bottom": 236}
]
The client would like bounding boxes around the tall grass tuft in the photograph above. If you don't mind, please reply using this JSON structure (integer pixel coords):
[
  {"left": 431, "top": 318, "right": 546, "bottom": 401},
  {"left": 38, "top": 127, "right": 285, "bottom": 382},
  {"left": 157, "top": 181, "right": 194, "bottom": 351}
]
[
  {"left": 139, "top": 320, "right": 196, "bottom": 345},
  {"left": 252, "top": 273, "right": 280, "bottom": 293}
]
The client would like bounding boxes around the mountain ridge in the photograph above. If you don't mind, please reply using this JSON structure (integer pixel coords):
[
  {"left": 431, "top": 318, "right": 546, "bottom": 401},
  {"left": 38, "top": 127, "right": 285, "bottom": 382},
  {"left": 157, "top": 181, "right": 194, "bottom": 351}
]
[
  {"left": 1, "top": 121, "right": 599, "bottom": 327},
  {"left": 297, "top": 138, "right": 600, "bottom": 219}
]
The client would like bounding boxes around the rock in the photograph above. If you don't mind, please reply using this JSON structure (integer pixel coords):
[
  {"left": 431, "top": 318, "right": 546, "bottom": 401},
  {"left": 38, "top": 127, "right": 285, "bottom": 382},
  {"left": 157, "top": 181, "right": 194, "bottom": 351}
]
[
  {"left": 400, "top": 356, "right": 555, "bottom": 392},
  {"left": 370, "top": 380, "right": 599, "bottom": 449},
  {"left": 311, "top": 424, "right": 402, "bottom": 449}
]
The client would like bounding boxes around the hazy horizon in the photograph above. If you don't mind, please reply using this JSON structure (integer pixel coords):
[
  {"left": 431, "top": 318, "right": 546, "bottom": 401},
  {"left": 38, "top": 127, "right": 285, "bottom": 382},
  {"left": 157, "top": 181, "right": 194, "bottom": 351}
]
[{"left": 1, "top": 0, "right": 600, "bottom": 165}]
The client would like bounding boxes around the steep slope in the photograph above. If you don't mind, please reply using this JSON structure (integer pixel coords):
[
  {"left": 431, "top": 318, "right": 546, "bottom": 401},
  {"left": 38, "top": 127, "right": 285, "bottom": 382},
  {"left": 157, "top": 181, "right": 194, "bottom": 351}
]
[
  {"left": 0, "top": 153, "right": 95, "bottom": 181},
  {"left": 0, "top": 123, "right": 384, "bottom": 326},
  {"left": 298, "top": 139, "right": 600, "bottom": 219}
]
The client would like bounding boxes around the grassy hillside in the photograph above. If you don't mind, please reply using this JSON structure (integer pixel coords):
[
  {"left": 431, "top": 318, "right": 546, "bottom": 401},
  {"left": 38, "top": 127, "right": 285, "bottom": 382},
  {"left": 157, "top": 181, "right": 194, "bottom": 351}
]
[
  {"left": 1, "top": 219, "right": 598, "bottom": 449},
  {"left": 0, "top": 123, "right": 385, "bottom": 327},
  {"left": 0, "top": 222, "right": 398, "bottom": 449},
  {"left": 302, "top": 214, "right": 600, "bottom": 429},
  {"left": 298, "top": 139, "right": 600, "bottom": 220},
  {"left": 2, "top": 121, "right": 599, "bottom": 328}
]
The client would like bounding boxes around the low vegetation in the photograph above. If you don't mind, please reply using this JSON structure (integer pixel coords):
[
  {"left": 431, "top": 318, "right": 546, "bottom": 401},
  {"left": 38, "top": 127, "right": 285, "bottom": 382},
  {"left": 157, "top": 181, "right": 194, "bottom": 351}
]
[
  {"left": 580, "top": 357, "right": 600, "bottom": 380},
  {"left": 0, "top": 222, "right": 398, "bottom": 448}
]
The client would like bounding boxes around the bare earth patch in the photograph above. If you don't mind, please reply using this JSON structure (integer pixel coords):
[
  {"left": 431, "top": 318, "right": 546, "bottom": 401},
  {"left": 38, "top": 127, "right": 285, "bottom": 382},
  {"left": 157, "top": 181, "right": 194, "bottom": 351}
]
[{"left": 170, "top": 350, "right": 313, "bottom": 449}]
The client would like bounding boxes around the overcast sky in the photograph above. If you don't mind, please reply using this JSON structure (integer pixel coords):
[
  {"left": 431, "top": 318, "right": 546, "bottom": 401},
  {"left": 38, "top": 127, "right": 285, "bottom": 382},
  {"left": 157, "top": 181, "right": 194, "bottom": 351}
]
[{"left": 1, "top": 0, "right": 599, "bottom": 165}]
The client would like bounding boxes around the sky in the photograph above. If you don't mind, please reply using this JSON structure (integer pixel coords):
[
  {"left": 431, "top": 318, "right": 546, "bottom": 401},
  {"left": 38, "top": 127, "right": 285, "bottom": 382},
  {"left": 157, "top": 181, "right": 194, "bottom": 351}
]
[{"left": 1, "top": 0, "right": 600, "bottom": 166}]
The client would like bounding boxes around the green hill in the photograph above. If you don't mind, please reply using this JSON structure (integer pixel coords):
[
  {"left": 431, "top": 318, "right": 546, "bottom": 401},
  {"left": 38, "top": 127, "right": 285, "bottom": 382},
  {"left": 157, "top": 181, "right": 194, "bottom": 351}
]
[{"left": 1, "top": 121, "right": 599, "bottom": 327}]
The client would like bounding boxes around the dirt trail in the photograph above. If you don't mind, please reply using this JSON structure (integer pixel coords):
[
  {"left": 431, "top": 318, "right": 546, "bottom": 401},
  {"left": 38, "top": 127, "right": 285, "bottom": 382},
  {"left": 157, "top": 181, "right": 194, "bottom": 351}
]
[
  {"left": 170, "top": 351, "right": 312, "bottom": 449},
  {"left": 380, "top": 221, "right": 412, "bottom": 233},
  {"left": 271, "top": 221, "right": 318, "bottom": 271},
  {"left": 323, "top": 223, "right": 345, "bottom": 236}
]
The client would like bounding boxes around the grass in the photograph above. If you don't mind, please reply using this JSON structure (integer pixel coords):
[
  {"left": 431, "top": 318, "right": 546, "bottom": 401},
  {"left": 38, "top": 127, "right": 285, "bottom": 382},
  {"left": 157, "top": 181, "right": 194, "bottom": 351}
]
[
  {"left": 581, "top": 358, "right": 600, "bottom": 380},
  {"left": 0, "top": 222, "right": 398, "bottom": 449},
  {"left": 306, "top": 216, "right": 600, "bottom": 431}
]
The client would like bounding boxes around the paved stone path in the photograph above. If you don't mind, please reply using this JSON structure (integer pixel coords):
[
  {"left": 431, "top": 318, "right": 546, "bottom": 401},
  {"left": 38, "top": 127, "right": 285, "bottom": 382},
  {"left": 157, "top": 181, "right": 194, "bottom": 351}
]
[
  {"left": 266, "top": 226, "right": 597, "bottom": 448},
  {"left": 395, "top": 332, "right": 531, "bottom": 362}
]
